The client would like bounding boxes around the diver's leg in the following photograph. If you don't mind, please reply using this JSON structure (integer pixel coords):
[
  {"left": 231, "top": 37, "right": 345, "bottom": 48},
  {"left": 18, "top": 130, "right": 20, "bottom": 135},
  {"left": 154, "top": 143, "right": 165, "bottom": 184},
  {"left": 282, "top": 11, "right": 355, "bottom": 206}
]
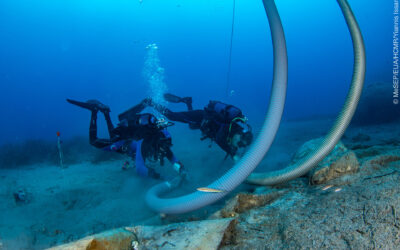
[
  {"left": 89, "top": 111, "right": 113, "bottom": 148},
  {"left": 159, "top": 108, "right": 204, "bottom": 127},
  {"left": 103, "top": 111, "right": 115, "bottom": 139},
  {"left": 181, "top": 97, "right": 193, "bottom": 111},
  {"left": 67, "top": 99, "right": 110, "bottom": 112},
  {"left": 163, "top": 93, "right": 193, "bottom": 111},
  {"left": 89, "top": 111, "right": 99, "bottom": 144},
  {"left": 152, "top": 104, "right": 187, "bottom": 123}
]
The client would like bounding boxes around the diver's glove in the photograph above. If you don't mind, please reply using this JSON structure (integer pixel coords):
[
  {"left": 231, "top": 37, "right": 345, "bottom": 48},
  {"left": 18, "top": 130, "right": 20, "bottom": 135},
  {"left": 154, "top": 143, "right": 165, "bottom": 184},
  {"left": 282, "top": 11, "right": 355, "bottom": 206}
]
[
  {"left": 173, "top": 162, "right": 184, "bottom": 174},
  {"left": 172, "top": 162, "right": 190, "bottom": 183}
]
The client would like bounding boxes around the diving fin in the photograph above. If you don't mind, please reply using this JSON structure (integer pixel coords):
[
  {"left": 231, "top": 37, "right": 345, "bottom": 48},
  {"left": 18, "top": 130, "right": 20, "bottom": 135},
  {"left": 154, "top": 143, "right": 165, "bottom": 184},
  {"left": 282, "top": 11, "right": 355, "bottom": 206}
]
[
  {"left": 67, "top": 99, "right": 110, "bottom": 112},
  {"left": 164, "top": 93, "right": 192, "bottom": 107},
  {"left": 163, "top": 93, "right": 182, "bottom": 103}
]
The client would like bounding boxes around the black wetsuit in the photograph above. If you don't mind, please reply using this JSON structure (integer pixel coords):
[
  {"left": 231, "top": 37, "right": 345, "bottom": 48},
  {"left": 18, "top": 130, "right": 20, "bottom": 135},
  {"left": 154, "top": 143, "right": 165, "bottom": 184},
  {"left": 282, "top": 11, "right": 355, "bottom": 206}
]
[
  {"left": 89, "top": 101, "right": 179, "bottom": 178},
  {"left": 153, "top": 101, "right": 237, "bottom": 157}
]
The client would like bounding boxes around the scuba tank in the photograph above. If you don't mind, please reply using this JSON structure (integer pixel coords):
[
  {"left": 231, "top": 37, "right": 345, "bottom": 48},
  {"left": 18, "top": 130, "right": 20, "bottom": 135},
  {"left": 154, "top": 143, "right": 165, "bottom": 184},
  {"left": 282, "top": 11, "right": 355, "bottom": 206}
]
[
  {"left": 201, "top": 101, "right": 251, "bottom": 148},
  {"left": 201, "top": 100, "right": 245, "bottom": 139},
  {"left": 204, "top": 100, "right": 244, "bottom": 124}
]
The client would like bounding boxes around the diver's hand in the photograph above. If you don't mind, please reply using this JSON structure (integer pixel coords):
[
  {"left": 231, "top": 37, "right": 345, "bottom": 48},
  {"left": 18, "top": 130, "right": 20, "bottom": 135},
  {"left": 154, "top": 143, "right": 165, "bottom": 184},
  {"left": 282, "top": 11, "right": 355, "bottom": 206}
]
[
  {"left": 172, "top": 162, "right": 190, "bottom": 183},
  {"left": 173, "top": 162, "right": 184, "bottom": 173}
]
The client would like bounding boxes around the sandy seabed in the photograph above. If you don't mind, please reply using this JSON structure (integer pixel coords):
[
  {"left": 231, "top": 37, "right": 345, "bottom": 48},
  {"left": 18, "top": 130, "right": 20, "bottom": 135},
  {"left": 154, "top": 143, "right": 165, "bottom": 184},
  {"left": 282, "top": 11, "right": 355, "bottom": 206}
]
[{"left": 0, "top": 117, "right": 399, "bottom": 249}]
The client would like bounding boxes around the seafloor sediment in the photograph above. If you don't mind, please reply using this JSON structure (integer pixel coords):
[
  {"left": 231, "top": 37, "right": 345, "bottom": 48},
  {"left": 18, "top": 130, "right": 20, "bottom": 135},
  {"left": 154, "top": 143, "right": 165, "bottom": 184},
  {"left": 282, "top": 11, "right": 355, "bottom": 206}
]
[{"left": 1, "top": 118, "right": 399, "bottom": 249}]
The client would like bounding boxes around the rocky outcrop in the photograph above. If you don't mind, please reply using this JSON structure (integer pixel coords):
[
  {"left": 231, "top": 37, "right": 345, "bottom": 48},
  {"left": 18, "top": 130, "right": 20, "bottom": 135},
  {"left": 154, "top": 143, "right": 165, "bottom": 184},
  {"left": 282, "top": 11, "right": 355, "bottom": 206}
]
[
  {"left": 127, "top": 218, "right": 234, "bottom": 249},
  {"left": 48, "top": 219, "right": 235, "bottom": 250},
  {"left": 291, "top": 138, "right": 359, "bottom": 184},
  {"left": 209, "top": 191, "right": 285, "bottom": 219},
  {"left": 47, "top": 228, "right": 135, "bottom": 250},
  {"left": 219, "top": 148, "right": 400, "bottom": 249},
  {"left": 311, "top": 151, "right": 359, "bottom": 184}
]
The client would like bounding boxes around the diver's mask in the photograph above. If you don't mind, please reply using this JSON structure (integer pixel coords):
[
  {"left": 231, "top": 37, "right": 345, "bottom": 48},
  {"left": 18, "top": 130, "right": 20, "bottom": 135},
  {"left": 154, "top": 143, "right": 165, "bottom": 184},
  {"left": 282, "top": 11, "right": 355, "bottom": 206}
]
[
  {"left": 228, "top": 117, "right": 253, "bottom": 147},
  {"left": 155, "top": 117, "right": 174, "bottom": 129},
  {"left": 228, "top": 117, "right": 251, "bottom": 135},
  {"left": 137, "top": 113, "right": 157, "bottom": 127},
  {"left": 136, "top": 114, "right": 174, "bottom": 129}
]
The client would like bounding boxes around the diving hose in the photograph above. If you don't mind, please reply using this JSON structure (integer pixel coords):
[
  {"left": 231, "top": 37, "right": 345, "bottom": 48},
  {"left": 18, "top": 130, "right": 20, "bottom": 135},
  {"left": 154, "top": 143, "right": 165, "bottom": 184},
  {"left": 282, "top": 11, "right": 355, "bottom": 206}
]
[
  {"left": 247, "top": 0, "right": 366, "bottom": 185},
  {"left": 145, "top": 0, "right": 288, "bottom": 214}
]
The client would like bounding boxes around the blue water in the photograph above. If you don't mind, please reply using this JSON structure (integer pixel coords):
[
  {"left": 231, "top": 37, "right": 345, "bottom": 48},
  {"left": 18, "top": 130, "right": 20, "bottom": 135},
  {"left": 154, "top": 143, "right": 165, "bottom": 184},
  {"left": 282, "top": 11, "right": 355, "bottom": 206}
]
[
  {"left": 0, "top": 0, "right": 391, "bottom": 144},
  {"left": 0, "top": 1, "right": 393, "bottom": 248}
]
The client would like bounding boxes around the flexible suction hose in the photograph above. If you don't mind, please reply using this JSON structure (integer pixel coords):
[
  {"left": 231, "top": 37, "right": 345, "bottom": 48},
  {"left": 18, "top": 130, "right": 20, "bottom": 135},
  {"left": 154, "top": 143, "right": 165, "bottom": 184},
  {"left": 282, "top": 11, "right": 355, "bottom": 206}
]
[
  {"left": 145, "top": 0, "right": 288, "bottom": 214},
  {"left": 247, "top": 0, "right": 366, "bottom": 185}
]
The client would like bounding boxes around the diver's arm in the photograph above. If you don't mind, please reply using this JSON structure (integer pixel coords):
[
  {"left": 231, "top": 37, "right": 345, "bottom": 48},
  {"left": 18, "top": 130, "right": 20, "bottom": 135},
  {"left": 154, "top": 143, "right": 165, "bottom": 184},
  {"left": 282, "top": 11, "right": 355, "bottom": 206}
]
[
  {"left": 165, "top": 148, "right": 179, "bottom": 164},
  {"left": 118, "top": 99, "right": 149, "bottom": 122},
  {"left": 101, "top": 140, "right": 126, "bottom": 152},
  {"left": 161, "top": 130, "right": 184, "bottom": 173},
  {"left": 215, "top": 128, "right": 237, "bottom": 158},
  {"left": 167, "top": 147, "right": 185, "bottom": 172},
  {"left": 166, "top": 148, "right": 184, "bottom": 174}
]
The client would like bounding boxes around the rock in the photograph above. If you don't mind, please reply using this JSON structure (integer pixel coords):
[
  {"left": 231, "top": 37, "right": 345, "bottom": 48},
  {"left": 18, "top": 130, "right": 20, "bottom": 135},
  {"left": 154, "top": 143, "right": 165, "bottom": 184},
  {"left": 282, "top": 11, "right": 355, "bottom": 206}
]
[
  {"left": 352, "top": 82, "right": 400, "bottom": 125},
  {"left": 47, "top": 228, "right": 135, "bottom": 250},
  {"left": 50, "top": 219, "right": 234, "bottom": 250},
  {"left": 291, "top": 137, "right": 359, "bottom": 184},
  {"left": 221, "top": 158, "right": 400, "bottom": 249},
  {"left": 291, "top": 138, "right": 347, "bottom": 165},
  {"left": 209, "top": 191, "right": 284, "bottom": 219},
  {"left": 13, "top": 187, "right": 31, "bottom": 204},
  {"left": 311, "top": 151, "right": 359, "bottom": 184},
  {"left": 127, "top": 218, "right": 234, "bottom": 250},
  {"left": 13, "top": 189, "right": 27, "bottom": 203}
]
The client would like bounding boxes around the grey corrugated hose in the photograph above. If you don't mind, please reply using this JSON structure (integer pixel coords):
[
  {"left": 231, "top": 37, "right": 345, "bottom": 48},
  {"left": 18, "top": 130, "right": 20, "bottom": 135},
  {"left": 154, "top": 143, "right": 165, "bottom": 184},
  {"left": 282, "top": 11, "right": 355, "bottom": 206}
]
[
  {"left": 247, "top": 0, "right": 366, "bottom": 185},
  {"left": 145, "top": 0, "right": 288, "bottom": 214}
]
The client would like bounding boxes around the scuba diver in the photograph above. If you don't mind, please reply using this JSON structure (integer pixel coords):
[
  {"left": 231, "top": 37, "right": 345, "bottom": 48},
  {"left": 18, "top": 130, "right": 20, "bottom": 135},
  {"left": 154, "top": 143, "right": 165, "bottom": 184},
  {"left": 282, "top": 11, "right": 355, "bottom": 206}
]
[
  {"left": 146, "top": 93, "right": 253, "bottom": 161},
  {"left": 67, "top": 98, "right": 185, "bottom": 179}
]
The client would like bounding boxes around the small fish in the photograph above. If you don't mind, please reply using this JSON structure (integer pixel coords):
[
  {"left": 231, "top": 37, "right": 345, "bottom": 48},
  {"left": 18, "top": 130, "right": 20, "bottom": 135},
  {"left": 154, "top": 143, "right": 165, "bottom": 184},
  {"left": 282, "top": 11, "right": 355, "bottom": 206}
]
[
  {"left": 197, "top": 187, "right": 225, "bottom": 193},
  {"left": 322, "top": 185, "right": 333, "bottom": 191},
  {"left": 334, "top": 188, "right": 342, "bottom": 192}
]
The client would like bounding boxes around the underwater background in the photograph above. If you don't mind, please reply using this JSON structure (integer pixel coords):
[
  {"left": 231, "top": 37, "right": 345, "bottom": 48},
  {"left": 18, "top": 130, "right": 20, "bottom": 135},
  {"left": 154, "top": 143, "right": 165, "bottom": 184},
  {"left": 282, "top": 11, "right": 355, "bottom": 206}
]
[
  {"left": 0, "top": 0, "right": 395, "bottom": 249},
  {"left": 0, "top": 0, "right": 391, "bottom": 143}
]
